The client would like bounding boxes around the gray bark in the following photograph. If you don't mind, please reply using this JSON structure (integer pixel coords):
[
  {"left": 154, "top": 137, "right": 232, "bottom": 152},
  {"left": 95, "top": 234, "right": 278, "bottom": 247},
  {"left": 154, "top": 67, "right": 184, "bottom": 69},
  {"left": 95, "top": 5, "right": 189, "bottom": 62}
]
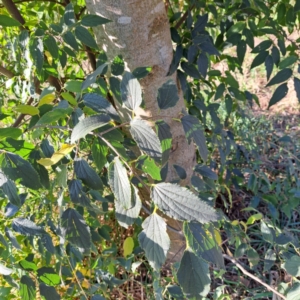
[{"left": 85, "top": 0, "right": 196, "bottom": 261}]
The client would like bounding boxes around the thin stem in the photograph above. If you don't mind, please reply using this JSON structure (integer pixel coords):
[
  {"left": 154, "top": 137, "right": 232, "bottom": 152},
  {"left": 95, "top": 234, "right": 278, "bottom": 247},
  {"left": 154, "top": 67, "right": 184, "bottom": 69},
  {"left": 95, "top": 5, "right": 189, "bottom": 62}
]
[
  {"left": 0, "top": 65, "right": 14, "bottom": 78},
  {"left": 223, "top": 254, "right": 286, "bottom": 300}
]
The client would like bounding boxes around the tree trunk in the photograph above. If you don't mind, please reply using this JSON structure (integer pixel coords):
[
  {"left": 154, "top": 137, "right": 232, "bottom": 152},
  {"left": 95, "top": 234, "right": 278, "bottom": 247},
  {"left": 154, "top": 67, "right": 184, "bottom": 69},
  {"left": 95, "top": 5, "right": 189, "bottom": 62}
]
[{"left": 85, "top": 0, "right": 196, "bottom": 261}]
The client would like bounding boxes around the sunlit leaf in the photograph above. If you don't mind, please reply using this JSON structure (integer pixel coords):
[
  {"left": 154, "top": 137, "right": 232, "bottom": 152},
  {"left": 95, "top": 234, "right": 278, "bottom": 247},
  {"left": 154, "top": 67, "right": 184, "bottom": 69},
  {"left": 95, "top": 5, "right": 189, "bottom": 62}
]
[
  {"left": 37, "top": 267, "right": 61, "bottom": 286},
  {"left": 38, "top": 144, "right": 75, "bottom": 166},
  {"left": 12, "top": 218, "right": 45, "bottom": 236},
  {"left": 38, "top": 94, "right": 55, "bottom": 106},
  {"left": 123, "top": 237, "right": 134, "bottom": 257},
  {"left": 20, "top": 275, "right": 36, "bottom": 300},
  {"left": 14, "top": 105, "right": 39, "bottom": 116}
]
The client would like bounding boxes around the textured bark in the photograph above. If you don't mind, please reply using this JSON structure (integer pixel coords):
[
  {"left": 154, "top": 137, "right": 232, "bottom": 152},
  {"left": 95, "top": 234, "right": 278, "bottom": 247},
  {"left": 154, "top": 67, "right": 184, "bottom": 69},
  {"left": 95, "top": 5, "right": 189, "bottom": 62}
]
[{"left": 85, "top": 0, "right": 196, "bottom": 261}]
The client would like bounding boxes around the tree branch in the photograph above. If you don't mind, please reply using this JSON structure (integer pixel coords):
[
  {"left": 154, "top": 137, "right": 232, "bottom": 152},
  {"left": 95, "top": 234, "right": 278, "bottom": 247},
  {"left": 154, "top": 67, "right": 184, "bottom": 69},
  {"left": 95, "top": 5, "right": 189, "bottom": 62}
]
[
  {"left": 0, "top": 65, "right": 14, "bottom": 79},
  {"left": 223, "top": 254, "right": 287, "bottom": 300},
  {"left": 174, "top": 5, "right": 195, "bottom": 30},
  {"left": 2, "top": 0, "right": 25, "bottom": 25}
]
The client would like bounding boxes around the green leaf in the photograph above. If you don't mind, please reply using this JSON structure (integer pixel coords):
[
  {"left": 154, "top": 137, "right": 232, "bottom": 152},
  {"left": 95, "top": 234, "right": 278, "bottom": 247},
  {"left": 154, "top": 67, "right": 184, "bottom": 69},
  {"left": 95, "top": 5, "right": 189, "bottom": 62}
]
[
  {"left": 74, "top": 158, "right": 103, "bottom": 190},
  {"left": 156, "top": 120, "right": 172, "bottom": 166},
  {"left": 225, "top": 71, "right": 239, "bottom": 89},
  {"left": 0, "top": 128, "right": 22, "bottom": 140},
  {"left": 44, "top": 35, "right": 59, "bottom": 59},
  {"left": 265, "top": 55, "right": 273, "bottom": 81},
  {"left": 115, "top": 185, "right": 142, "bottom": 228},
  {"left": 36, "top": 108, "right": 72, "bottom": 125},
  {"left": 130, "top": 119, "right": 162, "bottom": 159},
  {"left": 282, "top": 255, "right": 300, "bottom": 277},
  {"left": 60, "top": 208, "right": 91, "bottom": 254},
  {"left": 0, "top": 173, "right": 21, "bottom": 207},
  {"left": 81, "top": 14, "right": 111, "bottom": 26},
  {"left": 214, "top": 83, "right": 225, "bottom": 100},
  {"left": 194, "top": 165, "right": 218, "bottom": 180},
  {"left": 39, "top": 283, "right": 60, "bottom": 300},
  {"left": 266, "top": 68, "right": 292, "bottom": 87},
  {"left": 2, "top": 152, "right": 42, "bottom": 190},
  {"left": 68, "top": 179, "right": 92, "bottom": 208},
  {"left": 151, "top": 183, "right": 219, "bottom": 222},
  {"left": 12, "top": 218, "right": 45, "bottom": 235},
  {"left": 123, "top": 237, "right": 134, "bottom": 257},
  {"left": 294, "top": 77, "right": 300, "bottom": 103},
  {"left": 75, "top": 26, "right": 98, "bottom": 49},
  {"left": 111, "top": 55, "right": 124, "bottom": 76},
  {"left": 287, "top": 282, "right": 300, "bottom": 300},
  {"left": 19, "top": 260, "right": 38, "bottom": 271},
  {"left": 64, "top": 80, "right": 82, "bottom": 92},
  {"left": 271, "top": 46, "right": 280, "bottom": 66},
  {"left": 251, "top": 51, "right": 268, "bottom": 69},
  {"left": 63, "top": 31, "right": 78, "bottom": 51},
  {"left": 91, "top": 140, "right": 107, "bottom": 171},
  {"left": 108, "top": 157, "right": 132, "bottom": 209},
  {"left": 181, "top": 115, "right": 208, "bottom": 162},
  {"left": 14, "top": 105, "right": 39, "bottom": 116},
  {"left": 71, "top": 114, "right": 111, "bottom": 143},
  {"left": 64, "top": 3, "right": 75, "bottom": 26},
  {"left": 81, "top": 63, "right": 109, "bottom": 90},
  {"left": 138, "top": 213, "right": 170, "bottom": 271},
  {"left": 197, "top": 52, "right": 208, "bottom": 78},
  {"left": 237, "top": 40, "right": 246, "bottom": 65},
  {"left": 177, "top": 249, "right": 210, "bottom": 298},
  {"left": 20, "top": 275, "right": 36, "bottom": 300},
  {"left": 268, "top": 83, "right": 288, "bottom": 108},
  {"left": 0, "top": 263, "right": 13, "bottom": 275},
  {"left": 132, "top": 66, "right": 152, "bottom": 79},
  {"left": 0, "top": 15, "right": 21, "bottom": 27},
  {"left": 121, "top": 72, "right": 142, "bottom": 111},
  {"left": 136, "top": 155, "right": 161, "bottom": 180},
  {"left": 30, "top": 38, "right": 44, "bottom": 74},
  {"left": 173, "top": 165, "right": 186, "bottom": 180},
  {"left": 5, "top": 228, "right": 21, "bottom": 250},
  {"left": 279, "top": 55, "right": 298, "bottom": 69},
  {"left": 181, "top": 61, "right": 200, "bottom": 79},
  {"left": 251, "top": 40, "right": 272, "bottom": 53},
  {"left": 37, "top": 267, "right": 60, "bottom": 286},
  {"left": 157, "top": 79, "right": 179, "bottom": 109}
]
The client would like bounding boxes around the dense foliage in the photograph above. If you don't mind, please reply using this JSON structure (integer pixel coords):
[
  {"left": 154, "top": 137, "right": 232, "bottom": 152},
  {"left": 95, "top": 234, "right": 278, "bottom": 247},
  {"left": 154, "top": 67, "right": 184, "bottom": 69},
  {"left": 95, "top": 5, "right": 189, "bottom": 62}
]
[{"left": 0, "top": 0, "right": 300, "bottom": 299}]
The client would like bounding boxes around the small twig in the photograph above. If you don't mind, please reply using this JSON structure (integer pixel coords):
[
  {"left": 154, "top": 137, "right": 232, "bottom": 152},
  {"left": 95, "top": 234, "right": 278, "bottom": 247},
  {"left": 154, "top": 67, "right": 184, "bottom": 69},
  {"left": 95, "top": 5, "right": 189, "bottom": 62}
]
[
  {"left": 174, "top": 5, "right": 195, "bottom": 30},
  {"left": 223, "top": 254, "right": 286, "bottom": 300}
]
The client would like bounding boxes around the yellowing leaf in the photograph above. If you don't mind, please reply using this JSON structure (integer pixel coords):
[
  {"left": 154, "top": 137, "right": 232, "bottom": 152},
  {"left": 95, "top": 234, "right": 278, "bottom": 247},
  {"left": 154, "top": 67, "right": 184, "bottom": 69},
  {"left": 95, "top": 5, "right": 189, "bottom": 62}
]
[
  {"left": 81, "top": 278, "right": 91, "bottom": 289},
  {"left": 214, "top": 229, "right": 222, "bottom": 246},
  {"left": 38, "top": 94, "right": 56, "bottom": 107},
  {"left": 14, "top": 105, "right": 39, "bottom": 116},
  {"left": 231, "top": 220, "right": 239, "bottom": 226},
  {"left": 61, "top": 92, "right": 77, "bottom": 105},
  {"left": 45, "top": 50, "right": 53, "bottom": 65},
  {"left": 38, "top": 144, "right": 75, "bottom": 166},
  {"left": 123, "top": 236, "right": 134, "bottom": 257},
  {"left": 246, "top": 213, "right": 263, "bottom": 225}
]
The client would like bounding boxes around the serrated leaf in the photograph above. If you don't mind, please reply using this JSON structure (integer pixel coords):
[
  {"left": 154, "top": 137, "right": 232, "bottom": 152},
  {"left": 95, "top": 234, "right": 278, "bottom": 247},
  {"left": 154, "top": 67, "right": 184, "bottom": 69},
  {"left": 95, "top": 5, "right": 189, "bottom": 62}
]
[
  {"left": 81, "top": 14, "right": 111, "bottom": 27},
  {"left": 115, "top": 185, "right": 142, "bottom": 228},
  {"left": 268, "top": 83, "right": 288, "bottom": 108},
  {"left": 265, "top": 55, "right": 273, "bottom": 81},
  {"left": 157, "top": 79, "right": 179, "bottom": 110},
  {"left": 181, "top": 115, "right": 208, "bottom": 162},
  {"left": 91, "top": 140, "right": 107, "bottom": 171},
  {"left": 74, "top": 158, "right": 103, "bottom": 190},
  {"left": 123, "top": 237, "right": 134, "bottom": 257},
  {"left": 2, "top": 152, "right": 42, "bottom": 190},
  {"left": 0, "top": 15, "right": 21, "bottom": 27},
  {"left": 12, "top": 218, "right": 45, "bottom": 235},
  {"left": 36, "top": 108, "right": 72, "bottom": 125},
  {"left": 194, "top": 165, "right": 218, "bottom": 180},
  {"left": 294, "top": 77, "right": 300, "bottom": 103},
  {"left": 44, "top": 35, "right": 58, "bottom": 59},
  {"left": 83, "top": 93, "right": 119, "bottom": 121},
  {"left": 0, "top": 128, "right": 22, "bottom": 140},
  {"left": 198, "top": 52, "right": 208, "bottom": 78},
  {"left": 138, "top": 213, "right": 170, "bottom": 271},
  {"left": 37, "top": 267, "right": 60, "bottom": 286},
  {"left": 266, "top": 68, "right": 292, "bottom": 87},
  {"left": 151, "top": 183, "right": 219, "bottom": 222},
  {"left": 5, "top": 228, "right": 21, "bottom": 249},
  {"left": 156, "top": 120, "right": 172, "bottom": 166},
  {"left": 20, "top": 275, "right": 36, "bottom": 300},
  {"left": 181, "top": 62, "right": 200, "bottom": 79},
  {"left": 63, "top": 31, "right": 78, "bottom": 51},
  {"left": 130, "top": 119, "right": 162, "bottom": 159},
  {"left": 71, "top": 114, "right": 111, "bottom": 144},
  {"left": 183, "top": 222, "right": 224, "bottom": 268},
  {"left": 60, "top": 208, "right": 91, "bottom": 254},
  {"left": 251, "top": 51, "right": 268, "bottom": 69},
  {"left": 81, "top": 63, "right": 108, "bottom": 90},
  {"left": 14, "top": 105, "right": 39, "bottom": 116},
  {"left": 108, "top": 157, "right": 131, "bottom": 209},
  {"left": 38, "top": 144, "right": 75, "bottom": 166},
  {"left": 120, "top": 72, "right": 142, "bottom": 110},
  {"left": 41, "top": 233, "right": 55, "bottom": 254},
  {"left": 75, "top": 26, "right": 98, "bottom": 49},
  {"left": 68, "top": 179, "right": 92, "bottom": 208},
  {"left": 64, "top": 3, "right": 75, "bottom": 26},
  {"left": 177, "top": 249, "right": 210, "bottom": 298},
  {"left": 5, "top": 202, "right": 19, "bottom": 218},
  {"left": 39, "top": 283, "right": 60, "bottom": 300},
  {"left": 0, "top": 172, "right": 20, "bottom": 207},
  {"left": 0, "top": 263, "right": 13, "bottom": 275}
]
